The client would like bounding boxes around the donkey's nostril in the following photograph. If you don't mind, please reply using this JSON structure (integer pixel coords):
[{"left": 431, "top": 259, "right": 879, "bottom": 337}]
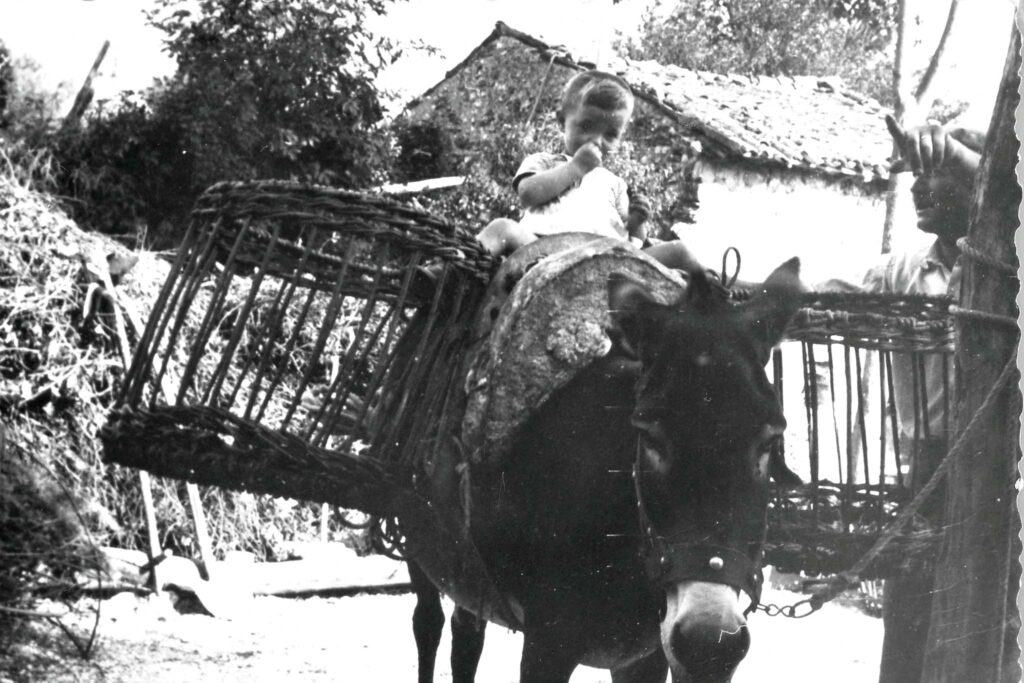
[{"left": 671, "top": 620, "right": 750, "bottom": 680}]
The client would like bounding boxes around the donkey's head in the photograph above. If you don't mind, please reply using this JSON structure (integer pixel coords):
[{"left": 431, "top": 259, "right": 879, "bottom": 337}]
[{"left": 608, "top": 258, "right": 804, "bottom": 682}]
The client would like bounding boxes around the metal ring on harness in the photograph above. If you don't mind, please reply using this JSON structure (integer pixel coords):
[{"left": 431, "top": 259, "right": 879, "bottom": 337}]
[
  {"left": 719, "top": 247, "right": 742, "bottom": 290},
  {"left": 632, "top": 448, "right": 764, "bottom": 615}
]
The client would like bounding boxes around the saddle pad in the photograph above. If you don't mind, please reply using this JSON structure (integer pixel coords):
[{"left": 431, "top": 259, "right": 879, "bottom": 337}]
[{"left": 461, "top": 235, "right": 686, "bottom": 466}]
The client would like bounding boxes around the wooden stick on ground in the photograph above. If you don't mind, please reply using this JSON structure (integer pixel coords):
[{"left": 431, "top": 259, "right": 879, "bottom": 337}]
[
  {"left": 137, "top": 471, "right": 163, "bottom": 596},
  {"left": 86, "top": 254, "right": 166, "bottom": 597},
  {"left": 103, "top": 272, "right": 219, "bottom": 584}
]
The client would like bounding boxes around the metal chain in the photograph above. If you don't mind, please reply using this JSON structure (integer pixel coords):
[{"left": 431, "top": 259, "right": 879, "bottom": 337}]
[{"left": 751, "top": 594, "right": 825, "bottom": 619}]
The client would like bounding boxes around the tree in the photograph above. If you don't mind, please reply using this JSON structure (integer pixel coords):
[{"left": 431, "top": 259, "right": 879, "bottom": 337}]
[
  {"left": 147, "top": 0, "right": 396, "bottom": 190},
  {"left": 0, "top": 40, "right": 12, "bottom": 130},
  {"left": 879, "top": 0, "right": 962, "bottom": 253},
  {"left": 622, "top": 0, "right": 896, "bottom": 105},
  {"left": 51, "top": 0, "right": 400, "bottom": 247}
]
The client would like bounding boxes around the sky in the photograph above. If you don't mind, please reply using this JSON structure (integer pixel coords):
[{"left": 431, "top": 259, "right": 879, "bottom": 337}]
[{"left": 0, "top": 0, "right": 1017, "bottom": 126}]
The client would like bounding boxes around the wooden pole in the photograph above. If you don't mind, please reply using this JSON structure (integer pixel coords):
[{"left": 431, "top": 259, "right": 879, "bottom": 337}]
[
  {"left": 88, "top": 253, "right": 166, "bottom": 597},
  {"left": 60, "top": 40, "right": 109, "bottom": 132},
  {"left": 919, "top": 20, "right": 1021, "bottom": 683},
  {"left": 108, "top": 277, "right": 219, "bottom": 583},
  {"left": 137, "top": 471, "right": 163, "bottom": 596},
  {"left": 185, "top": 482, "right": 215, "bottom": 581}
]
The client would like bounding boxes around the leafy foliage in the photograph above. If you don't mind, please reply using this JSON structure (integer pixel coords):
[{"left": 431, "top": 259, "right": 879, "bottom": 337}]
[
  {"left": 621, "top": 0, "right": 896, "bottom": 106},
  {"left": 146, "top": 0, "right": 394, "bottom": 189},
  {"left": 47, "top": 93, "right": 190, "bottom": 242},
  {"left": 0, "top": 53, "right": 64, "bottom": 192},
  {"left": 391, "top": 120, "right": 460, "bottom": 183},
  {"left": 50, "top": 0, "right": 399, "bottom": 248},
  {"left": 0, "top": 41, "right": 12, "bottom": 130}
]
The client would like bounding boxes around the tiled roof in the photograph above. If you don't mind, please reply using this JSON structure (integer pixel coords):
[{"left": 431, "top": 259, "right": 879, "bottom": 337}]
[{"left": 414, "top": 22, "right": 894, "bottom": 187}]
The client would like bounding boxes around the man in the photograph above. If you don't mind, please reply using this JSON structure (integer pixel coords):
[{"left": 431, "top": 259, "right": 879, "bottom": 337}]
[{"left": 869, "top": 116, "right": 983, "bottom": 683}]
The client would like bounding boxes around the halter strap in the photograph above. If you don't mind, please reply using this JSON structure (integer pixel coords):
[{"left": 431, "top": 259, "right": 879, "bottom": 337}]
[{"left": 633, "top": 449, "right": 764, "bottom": 614}]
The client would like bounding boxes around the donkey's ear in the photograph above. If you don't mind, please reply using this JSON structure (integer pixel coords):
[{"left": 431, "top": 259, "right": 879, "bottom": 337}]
[
  {"left": 607, "top": 273, "right": 662, "bottom": 359},
  {"left": 741, "top": 257, "right": 805, "bottom": 356}
]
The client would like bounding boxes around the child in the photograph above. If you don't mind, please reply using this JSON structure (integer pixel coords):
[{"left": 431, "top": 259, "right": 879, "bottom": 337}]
[{"left": 477, "top": 70, "right": 702, "bottom": 275}]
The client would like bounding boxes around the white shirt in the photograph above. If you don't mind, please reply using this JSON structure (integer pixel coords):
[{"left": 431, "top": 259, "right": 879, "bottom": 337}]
[
  {"left": 862, "top": 240, "right": 959, "bottom": 442},
  {"left": 513, "top": 152, "right": 629, "bottom": 240}
]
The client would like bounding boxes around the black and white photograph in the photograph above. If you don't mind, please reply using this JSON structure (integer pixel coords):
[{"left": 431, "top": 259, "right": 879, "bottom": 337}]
[{"left": 0, "top": 1, "right": 1019, "bottom": 681}]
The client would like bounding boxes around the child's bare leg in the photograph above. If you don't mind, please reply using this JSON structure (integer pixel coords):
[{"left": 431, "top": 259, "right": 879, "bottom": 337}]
[
  {"left": 478, "top": 218, "right": 537, "bottom": 257},
  {"left": 645, "top": 241, "right": 759, "bottom": 293},
  {"left": 642, "top": 240, "right": 703, "bottom": 276}
]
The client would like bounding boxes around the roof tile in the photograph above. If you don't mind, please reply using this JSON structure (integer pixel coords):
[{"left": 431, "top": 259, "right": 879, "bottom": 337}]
[{"left": 411, "top": 22, "right": 894, "bottom": 186}]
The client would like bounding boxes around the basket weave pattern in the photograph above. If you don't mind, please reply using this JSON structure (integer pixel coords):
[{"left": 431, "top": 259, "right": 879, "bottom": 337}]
[{"left": 100, "top": 181, "right": 954, "bottom": 580}]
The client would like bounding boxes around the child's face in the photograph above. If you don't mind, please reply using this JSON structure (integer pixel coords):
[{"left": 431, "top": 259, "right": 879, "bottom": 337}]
[{"left": 562, "top": 103, "right": 631, "bottom": 157}]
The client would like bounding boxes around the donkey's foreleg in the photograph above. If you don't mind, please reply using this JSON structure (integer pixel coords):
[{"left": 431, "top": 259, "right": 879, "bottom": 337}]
[{"left": 450, "top": 606, "right": 486, "bottom": 683}]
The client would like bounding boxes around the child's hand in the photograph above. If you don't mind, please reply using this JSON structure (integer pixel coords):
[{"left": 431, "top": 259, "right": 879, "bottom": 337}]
[{"left": 572, "top": 142, "right": 603, "bottom": 175}]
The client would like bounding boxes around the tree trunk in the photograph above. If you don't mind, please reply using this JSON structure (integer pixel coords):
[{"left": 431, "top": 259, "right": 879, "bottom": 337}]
[
  {"left": 919, "top": 21, "right": 1021, "bottom": 683},
  {"left": 912, "top": 0, "right": 960, "bottom": 105},
  {"left": 881, "top": 0, "right": 962, "bottom": 255},
  {"left": 879, "top": 0, "right": 910, "bottom": 255}
]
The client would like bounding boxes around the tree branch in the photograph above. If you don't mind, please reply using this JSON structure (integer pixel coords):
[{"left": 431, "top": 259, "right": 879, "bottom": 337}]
[
  {"left": 913, "top": 0, "right": 960, "bottom": 105},
  {"left": 891, "top": 0, "right": 909, "bottom": 120}
]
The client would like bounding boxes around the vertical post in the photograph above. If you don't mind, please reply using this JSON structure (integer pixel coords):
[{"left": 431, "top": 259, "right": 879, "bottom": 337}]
[
  {"left": 320, "top": 503, "right": 330, "bottom": 543},
  {"left": 186, "top": 483, "right": 216, "bottom": 581},
  {"left": 96, "top": 262, "right": 165, "bottom": 596},
  {"left": 138, "top": 471, "right": 163, "bottom": 596},
  {"left": 919, "top": 20, "right": 1021, "bottom": 683},
  {"left": 59, "top": 40, "right": 109, "bottom": 132}
]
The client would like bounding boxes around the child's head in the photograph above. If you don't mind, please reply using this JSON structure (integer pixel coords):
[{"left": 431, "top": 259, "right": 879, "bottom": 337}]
[{"left": 557, "top": 70, "right": 635, "bottom": 156}]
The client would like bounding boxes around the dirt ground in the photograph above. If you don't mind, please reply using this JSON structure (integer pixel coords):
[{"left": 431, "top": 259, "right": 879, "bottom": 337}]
[{"left": 2, "top": 563, "right": 882, "bottom": 683}]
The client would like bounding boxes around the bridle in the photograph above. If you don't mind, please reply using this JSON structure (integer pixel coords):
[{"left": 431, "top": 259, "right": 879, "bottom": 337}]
[{"left": 632, "top": 443, "right": 765, "bottom": 616}]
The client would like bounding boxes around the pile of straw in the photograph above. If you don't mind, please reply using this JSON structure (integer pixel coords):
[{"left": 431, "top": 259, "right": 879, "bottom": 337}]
[
  {"left": 0, "top": 178, "right": 121, "bottom": 620},
  {"left": 0, "top": 178, "right": 364, "bottom": 639}
]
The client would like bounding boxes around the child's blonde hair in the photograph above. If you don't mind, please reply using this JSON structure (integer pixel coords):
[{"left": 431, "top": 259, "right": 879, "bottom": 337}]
[{"left": 557, "top": 70, "right": 634, "bottom": 124}]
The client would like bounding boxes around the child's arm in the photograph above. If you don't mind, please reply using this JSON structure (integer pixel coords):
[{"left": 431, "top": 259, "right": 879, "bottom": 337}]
[{"left": 517, "top": 143, "right": 603, "bottom": 208}]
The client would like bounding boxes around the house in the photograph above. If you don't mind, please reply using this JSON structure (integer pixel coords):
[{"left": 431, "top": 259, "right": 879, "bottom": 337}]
[{"left": 403, "top": 21, "right": 921, "bottom": 285}]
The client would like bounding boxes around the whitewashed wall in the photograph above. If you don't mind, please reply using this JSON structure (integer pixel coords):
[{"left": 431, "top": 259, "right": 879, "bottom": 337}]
[
  {"left": 672, "top": 162, "right": 932, "bottom": 288},
  {"left": 671, "top": 162, "right": 938, "bottom": 484}
]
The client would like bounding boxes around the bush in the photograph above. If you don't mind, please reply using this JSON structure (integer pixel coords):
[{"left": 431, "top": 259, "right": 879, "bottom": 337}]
[
  {"left": 0, "top": 52, "right": 63, "bottom": 193},
  {"left": 44, "top": 0, "right": 399, "bottom": 249},
  {"left": 50, "top": 93, "right": 192, "bottom": 245}
]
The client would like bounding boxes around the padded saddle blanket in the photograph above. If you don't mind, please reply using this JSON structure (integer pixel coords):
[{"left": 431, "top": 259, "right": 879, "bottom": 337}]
[{"left": 460, "top": 234, "right": 686, "bottom": 466}]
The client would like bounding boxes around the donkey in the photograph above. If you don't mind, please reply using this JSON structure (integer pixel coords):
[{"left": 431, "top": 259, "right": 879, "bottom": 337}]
[{"left": 406, "top": 256, "right": 803, "bottom": 682}]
